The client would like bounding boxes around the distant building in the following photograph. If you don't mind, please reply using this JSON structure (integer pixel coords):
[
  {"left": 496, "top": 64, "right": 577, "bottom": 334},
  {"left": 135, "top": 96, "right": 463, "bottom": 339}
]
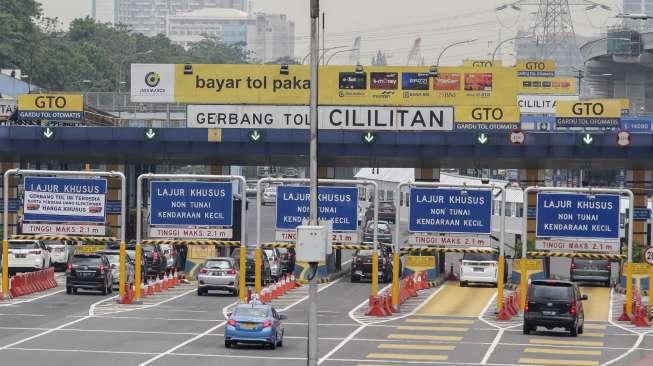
[
  {"left": 92, "top": 0, "right": 116, "bottom": 24},
  {"left": 167, "top": 9, "right": 294, "bottom": 62},
  {"left": 623, "top": 0, "right": 653, "bottom": 30},
  {"left": 167, "top": 8, "right": 253, "bottom": 48},
  {"left": 115, "top": 0, "right": 247, "bottom": 36}
]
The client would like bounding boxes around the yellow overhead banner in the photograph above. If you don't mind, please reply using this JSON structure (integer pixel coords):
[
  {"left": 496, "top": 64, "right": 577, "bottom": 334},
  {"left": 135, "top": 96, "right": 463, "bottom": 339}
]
[
  {"left": 517, "top": 77, "right": 577, "bottom": 95},
  {"left": 556, "top": 99, "right": 622, "bottom": 118},
  {"left": 462, "top": 59, "right": 502, "bottom": 68},
  {"left": 555, "top": 99, "right": 622, "bottom": 128},
  {"left": 18, "top": 94, "right": 83, "bottom": 112},
  {"left": 454, "top": 105, "right": 520, "bottom": 130},
  {"left": 515, "top": 59, "right": 556, "bottom": 77},
  {"left": 173, "top": 64, "right": 518, "bottom": 107}
]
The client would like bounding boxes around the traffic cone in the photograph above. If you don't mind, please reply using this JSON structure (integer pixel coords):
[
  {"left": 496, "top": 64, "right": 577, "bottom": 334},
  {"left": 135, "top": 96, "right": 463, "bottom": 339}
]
[
  {"left": 496, "top": 301, "right": 513, "bottom": 321},
  {"left": 365, "top": 295, "right": 388, "bottom": 317},
  {"left": 153, "top": 277, "right": 162, "bottom": 293}
]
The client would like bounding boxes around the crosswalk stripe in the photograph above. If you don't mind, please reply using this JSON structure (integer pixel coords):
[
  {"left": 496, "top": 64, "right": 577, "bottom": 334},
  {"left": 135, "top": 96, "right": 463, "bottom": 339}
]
[
  {"left": 404, "top": 318, "right": 474, "bottom": 325},
  {"left": 580, "top": 332, "right": 605, "bottom": 338},
  {"left": 387, "top": 333, "right": 462, "bottom": 341},
  {"left": 366, "top": 353, "right": 448, "bottom": 361},
  {"left": 524, "top": 347, "right": 602, "bottom": 356},
  {"left": 378, "top": 344, "right": 456, "bottom": 351},
  {"left": 518, "top": 357, "right": 598, "bottom": 366},
  {"left": 529, "top": 338, "right": 603, "bottom": 347},
  {"left": 395, "top": 325, "right": 468, "bottom": 332}
]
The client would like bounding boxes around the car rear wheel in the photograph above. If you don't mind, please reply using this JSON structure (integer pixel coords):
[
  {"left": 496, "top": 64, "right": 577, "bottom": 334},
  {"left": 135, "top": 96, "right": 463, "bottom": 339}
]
[
  {"left": 197, "top": 288, "right": 204, "bottom": 296},
  {"left": 578, "top": 323, "right": 584, "bottom": 334},
  {"left": 523, "top": 322, "right": 531, "bottom": 335},
  {"left": 350, "top": 276, "right": 358, "bottom": 283},
  {"left": 224, "top": 340, "right": 232, "bottom": 348},
  {"left": 605, "top": 280, "right": 611, "bottom": 288},
  {"left": 101, "top": 283, "right": 107, "bottom": 295},
  {"left": 66, "top": 286, "right": 72, "bottom": 294},
  {"left": 269, "top": 338, "right": 277, "bottom": 350},
  {"left": 460, "top": 281, "right": 467, "bottom": 287},
  {"left": 570, "top": 322, "right": 578, "bottom": 337}
]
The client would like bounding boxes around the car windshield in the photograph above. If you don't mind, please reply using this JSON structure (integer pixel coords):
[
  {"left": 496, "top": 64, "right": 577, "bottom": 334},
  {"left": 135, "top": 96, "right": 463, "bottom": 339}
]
[
  {"left": 356, "top": 250, "right": 381, "bottom": 257},
  {"left": 463, "top": 253, "right": 498, "bottom": 261},
  {"left": 42, "top": 240, "right": 65, "bottom": 247},
  {"left": 102, "top": 254, "right": 120, "bottom": 265},
  {"left": 72, "top": 256, "right": 102, "bottom": 265},
  {"left": 8, "top": 241, "right": 39, "bottom": 249},
  {"left": 234, "top": 307, "right": 268, "bottom": 318},
  {"left": 574, "top": 259, "right": 608, "bottom": 267},
  {"left": 365, "top": 222, "right": 390, "bottom": 232},
  {"left": 264, "top": 250, "right": 276, "bottom": 258},
  {"left": 379, "top": 202, "right": 394, "bottom": 209},
  {"left": 231, "top": 249, "right": 256, "bottom": 260},
  {"left": 205, "top": 260, "right": 232, "bottom": 269},
  {"left": 530, "top": 284, "right": 572, "bottom": 300},
  {"left": 142, "top": 245, "right": 155, "bottom": 252}
]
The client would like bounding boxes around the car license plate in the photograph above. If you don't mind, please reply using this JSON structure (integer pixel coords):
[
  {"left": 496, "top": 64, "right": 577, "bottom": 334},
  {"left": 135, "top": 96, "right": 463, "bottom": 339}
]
[
  {"left": 542, "top": 310, "right": 556, "bottom": 316},
  {"left": 240, "top": 322, "right": 256, "bottom": 329},
  {"left": 80, "top": 272, "right": 94, "bottom": 278},
  {"left": 15, "top": 254, "right": 26, "bottom": 258},
  {"left": 473, "top": 267, "right": 484, "bottom": 272}
]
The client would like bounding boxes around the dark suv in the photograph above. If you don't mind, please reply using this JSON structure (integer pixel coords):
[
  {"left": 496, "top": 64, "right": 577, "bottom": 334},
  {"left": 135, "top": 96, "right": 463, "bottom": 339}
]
[
  {"left": 66, "top": 253, "right": 113, "bottom": 295},
  {"left": 230, "top": 247, "right": 272, "bottom": 285},
  {"left": 362, "top": 220, "right": 393, "bottom": 244},
  {"left": 351, "top": 245, "right": 397, "bottom": 283},
  {"left": 570, "top": 258, "right": 611, "bottom": 287},
  {"left": 142, "top": 244, "right": 167, "bottom": 279},
  {"left": 365, "top": 201, "right": 396, "bottom": 224},
  {"left": 524, "top": 280, "right": 587, "bottom": 337}
]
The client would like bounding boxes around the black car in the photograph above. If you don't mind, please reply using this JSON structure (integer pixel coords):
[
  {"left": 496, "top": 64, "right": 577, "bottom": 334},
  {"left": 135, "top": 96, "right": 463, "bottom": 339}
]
[
  {"left": 362, "top": 220, "right": 393, "bottom": 244},
  {"left": 524, "top": 280, "right": 587, "bottom": 337},
  {"left": 230, "top": 247, "right": 272, "bottom": 285},
  {"left": 570, "top": 258, "right": 611, "bottom": 287},
  {"left": 142, "top": 244, "right": 167, "bottom": 278},
  {"left": 278, "top": 248, "right": 295, "bottom": 275},
  {"left": 351, "top": 245, "right": 397, "bottom": 283},
  {"left": 66, "top": 253, "right": 113, "bottom": 295},
  {"left": 365, "top": 201, "right": 396, "bottom": 224}
]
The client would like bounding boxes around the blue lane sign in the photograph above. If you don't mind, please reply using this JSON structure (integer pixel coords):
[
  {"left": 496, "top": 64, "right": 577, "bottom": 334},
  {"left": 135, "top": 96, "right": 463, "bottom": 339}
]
[
  {"left": 536, "top": 193, "right": 620, "bottom": 239},
  {"left": 23, "top": 177, "right": 106, "bottom": 223},
  {"left": 409, "top": 188, "right": 492, "bottom": 234},
  {"left": 621, "top": 117, "right": 652, "bottom": 132},
  {"left": 150, "top": 181, "right": 233, "bottom": 227},
  {"left": 276, "top": 186, "right": 358, "bottom": 231}
]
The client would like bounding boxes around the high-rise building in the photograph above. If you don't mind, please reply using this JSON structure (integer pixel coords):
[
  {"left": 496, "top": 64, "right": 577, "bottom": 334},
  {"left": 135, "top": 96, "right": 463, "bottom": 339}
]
[
  {"left": 623, "top": 0, "right": 653, "bottom": 29},
  {"left": 247, "top": 13, "right": 295, "bottom": 63},
  {"left": 115, "top": 0, "right": 247, "bottom": 36},
  {"left": 167, "top": 8, "right": 253, "bottom": 48}
]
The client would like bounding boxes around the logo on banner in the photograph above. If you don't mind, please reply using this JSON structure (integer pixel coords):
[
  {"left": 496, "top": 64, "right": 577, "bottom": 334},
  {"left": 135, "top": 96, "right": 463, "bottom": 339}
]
[
  {"left": 617, "top": 130, "right": 631, "bottom": 147},
  {"left": 145, "top": 72, "right": 161, "bottom": 87}
]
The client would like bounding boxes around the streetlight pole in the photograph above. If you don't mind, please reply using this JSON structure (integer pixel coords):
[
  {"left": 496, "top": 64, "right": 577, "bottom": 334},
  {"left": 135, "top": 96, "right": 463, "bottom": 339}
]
[
  {"left": 325, "top": 49, "right": 357, "bottom": 65},
  {"left": 116, "top": 49, "right": 153, "bottom": 93},
  {"left": 308, "top": 1, "right": 319, "bottom": 365},
  {"left": 435, "top": 39, "right": 477, "bottom": 67},
  {"left": 301, "top": 45, "right": 348, "bottom": 64},
  {"left": 491, "top": 35, "right": 533, "bottom": 63}
]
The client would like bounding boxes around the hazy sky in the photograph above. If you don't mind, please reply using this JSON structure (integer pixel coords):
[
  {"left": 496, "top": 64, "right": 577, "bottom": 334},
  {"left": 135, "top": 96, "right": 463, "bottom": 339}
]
[{"left": 38, "top": 0, "right": 622, "bottom": 65}]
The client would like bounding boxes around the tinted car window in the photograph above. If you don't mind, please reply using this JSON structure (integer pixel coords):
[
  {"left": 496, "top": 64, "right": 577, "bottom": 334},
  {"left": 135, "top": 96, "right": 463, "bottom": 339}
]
[
  {"left": 530, "top": 285, "right": 572, "bottom": 300},
  {"left": 8, "top": 241, "right": 40, "bottom": 249},
  {"left": 72, "top": 256, "right": 102, "bottom": 265},
  {"left": 574, "top": 259, "right": 608, "bottom": 266},
  {"left": 231, "top": 248, "right": 258, "bottom": 260},
  {"left": 234, "top": 307, "right": 268, "bottom": 318},
  {"left": 463, "top": 253, "right": 498, "bottom": 261},
  {"left": 264, "top": 249, "right": 276, "bottom": 258},
  {"left": 356, "top": 249, "right": 382, "bottom": 256},
  {"left": 205, "top": 260, "right": 232, "bottom": 269},
  {"left": 379, "top": 202, "right": 395, "bottom": 209},
  {"left": 364, "top": 222, "right": 390, "bottom": 232}
]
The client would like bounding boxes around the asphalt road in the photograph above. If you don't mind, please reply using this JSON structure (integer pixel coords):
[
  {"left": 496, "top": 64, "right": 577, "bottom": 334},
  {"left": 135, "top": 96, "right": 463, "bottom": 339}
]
[{"left": 1, "top": 273, "right": 653, "bottom": 365}]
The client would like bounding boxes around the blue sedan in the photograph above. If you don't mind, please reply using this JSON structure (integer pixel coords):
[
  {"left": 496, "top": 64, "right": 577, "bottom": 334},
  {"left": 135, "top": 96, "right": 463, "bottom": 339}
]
[{"left": 225, "top": 303, "right": 286, "bottom": 349}]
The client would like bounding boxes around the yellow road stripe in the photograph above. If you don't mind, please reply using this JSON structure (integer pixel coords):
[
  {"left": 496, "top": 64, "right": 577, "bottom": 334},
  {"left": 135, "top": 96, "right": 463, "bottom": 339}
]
[
  {"left": 580, "top": 332, "right": 605, "bottom": 338},
  {"left": 584, "top": 324, "right": 607, "bottom": 330},
  {"left": 378, "top": 344, "right": 456, "bottom": 351},
  {"left": 367, "top": 353, "right": 448, "bottom": 361},
  {"left": 580, "top": 287, "right": 610, "bottom": 321},
  {"left": 524, "top": 347, "right": 602, "bottom": 356},
  {"left": 519, "top": 357, "right": 598, "bottom": 366},
  {"left": 416, "top": 283, "right": 496, "bottom": 317},
  {"left": 388, "top": 333, "right": 463, "bottom": 341},
  {"left": 395, "top": 325, "right": 469, "bottom": 332},
  {"left": 405, "top": 318, "right": 474, "bottom": 325},
  {"left": 530, "top": 338, "right": 603, "bottom": 347}
]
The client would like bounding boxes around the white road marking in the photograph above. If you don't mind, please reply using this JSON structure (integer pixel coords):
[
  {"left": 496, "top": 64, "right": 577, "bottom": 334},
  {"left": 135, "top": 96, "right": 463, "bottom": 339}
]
[
  {"left": 0, "top": 289, "right": 65, "bottom": 307},
  {"left": 480, "top": 328, "right": 504, "bottom": 365},
  {"left": 320, "top": 282, "right": 445, "bottom": 365},
  {"left": 138, "top": 275, "right": 342, "bottom": 365}
]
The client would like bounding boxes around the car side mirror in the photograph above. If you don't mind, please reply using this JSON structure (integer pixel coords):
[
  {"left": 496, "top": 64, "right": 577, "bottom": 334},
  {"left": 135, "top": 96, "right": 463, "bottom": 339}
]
[
  {"left": 279, "top": 314, "right": 287, "bottom": 320},
  {"left": 581, "top": 294, "right": 588, "bottom": 301}
]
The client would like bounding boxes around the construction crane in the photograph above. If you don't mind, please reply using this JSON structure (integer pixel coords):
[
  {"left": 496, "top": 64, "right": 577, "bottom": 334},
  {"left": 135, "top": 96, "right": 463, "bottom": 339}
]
[{"left": 406, "top": 37, "right": 423, "bottom": 66}]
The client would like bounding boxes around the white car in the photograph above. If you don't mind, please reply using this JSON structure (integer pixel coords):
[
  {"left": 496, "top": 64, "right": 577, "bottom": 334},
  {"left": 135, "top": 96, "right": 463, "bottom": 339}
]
[
  {"left": 159, "top": 244, "right": 176, "bottom": 270},
  {"left": 8, "top": 240, "right": 51, "bottom": 272},
  {"left": 459, "top": 249, "right": 499, "bottom": 287},
  {"left": 43, "top": 239, "right": 73, "bottom": 270},
  {"left": 262, "top": 187, "right": 277, "bottom": 206},
  {"left": 264, "top": 248, "right": 281, "bottom": 280}
]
